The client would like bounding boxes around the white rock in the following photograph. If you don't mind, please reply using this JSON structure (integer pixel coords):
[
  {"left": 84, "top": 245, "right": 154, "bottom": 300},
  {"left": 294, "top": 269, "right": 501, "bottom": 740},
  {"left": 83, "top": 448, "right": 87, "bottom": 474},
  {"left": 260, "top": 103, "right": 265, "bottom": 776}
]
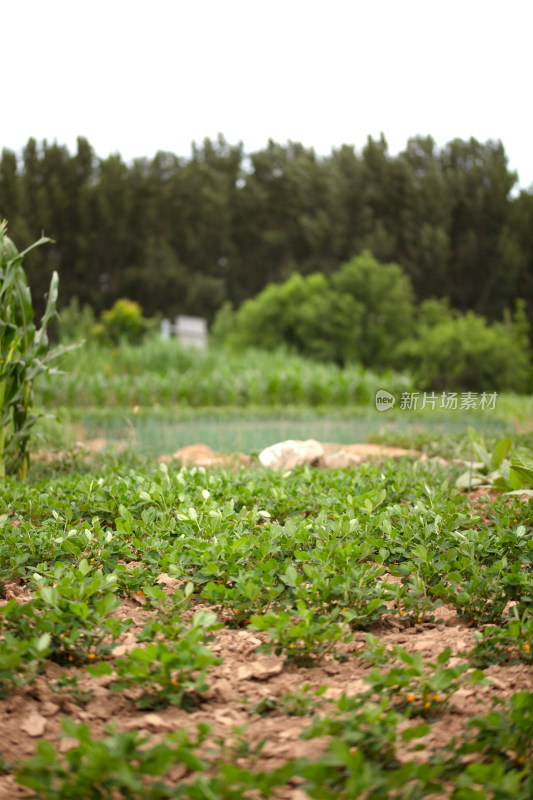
[
  {"left": 323, "top": 450, "right": 362, "bottom": 469},
  {"left": 259, "top": 439, "right": 324, "bottom": 470}
]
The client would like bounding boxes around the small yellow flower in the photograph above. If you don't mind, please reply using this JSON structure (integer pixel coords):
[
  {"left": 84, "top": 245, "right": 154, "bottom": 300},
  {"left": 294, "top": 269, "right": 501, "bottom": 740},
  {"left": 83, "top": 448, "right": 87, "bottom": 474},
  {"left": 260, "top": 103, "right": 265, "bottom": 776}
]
[
  {"left": 473, "top": 616, "right": 478, "bottom": 621},
  {"left": 171, "top": 680, "right": 179, "bottom": 686},
  {"left": 90, "top": 558, "right": 95, "bottom": 562},
  {"left": 523, "top": 644, "right": 530, "bottom": 653},
  {"left": 341, "top": 607, "right": 347, "bottom": 612},
  {"left": 289, "top": 644, "right": 296, "bottom": 648},
  {"left": 136, "top": 590, "right": 145, "bottom": 596},
  {"left": 433, "top": 694, "right": 440, "bottom": 702},
  {"left": 88, "top": 653, "right": 96, "bottom": 660},
  {"left": 407, "top": 694, "right": 415, "bottom": 702},
  {"left": 399, "top": 610, "right": 405, "bottom": 616},
  {"left": 424, "top": 701, "right": 431, "bottom": 708},
  {"left": 68, "top": 655, "right": 74, "bottom": 662},
  {"left": 417, "top": 617, "right": 422, "bottom": 623}
]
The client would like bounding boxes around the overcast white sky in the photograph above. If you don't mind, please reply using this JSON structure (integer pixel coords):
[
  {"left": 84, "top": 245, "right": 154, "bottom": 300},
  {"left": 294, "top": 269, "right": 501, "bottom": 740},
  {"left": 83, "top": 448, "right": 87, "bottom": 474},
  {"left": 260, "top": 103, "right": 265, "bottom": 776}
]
[{"left": 4, "top": 0, "right": 533, "bottom": 189}]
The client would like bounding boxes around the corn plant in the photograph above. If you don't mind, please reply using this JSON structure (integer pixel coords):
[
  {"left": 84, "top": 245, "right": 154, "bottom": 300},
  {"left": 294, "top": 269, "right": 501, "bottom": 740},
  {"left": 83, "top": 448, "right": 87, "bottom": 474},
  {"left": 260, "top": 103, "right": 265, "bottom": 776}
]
[{"left": 0, "top": 220, "right": 70, "bottom": 478}]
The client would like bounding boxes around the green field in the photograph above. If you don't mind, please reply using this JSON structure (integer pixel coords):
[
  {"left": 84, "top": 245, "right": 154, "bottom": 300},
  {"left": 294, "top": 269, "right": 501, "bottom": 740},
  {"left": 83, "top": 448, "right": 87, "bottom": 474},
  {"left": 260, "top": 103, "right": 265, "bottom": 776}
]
[
  {"left": 29, "top": 338, "right": 533, "bottom": 459},
  {"left": 1, "top": 450, "right": 532, "bottom": 798},
  {"left": 0, "top": 340, "right": 531, "bottom": 798}
]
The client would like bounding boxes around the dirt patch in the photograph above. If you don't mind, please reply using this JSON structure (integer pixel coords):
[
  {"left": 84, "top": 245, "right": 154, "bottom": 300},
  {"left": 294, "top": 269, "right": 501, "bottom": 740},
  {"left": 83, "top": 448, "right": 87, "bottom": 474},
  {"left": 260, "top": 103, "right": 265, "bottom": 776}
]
[
  {"left": 160, "top": 444, "right": 253, "bottom": 469},
  {"left": 160, "top": 441, "right": 419, "bottom": 470},
  {"left": 320, "top": 442, "right": 417, "bottom": 459},
  {"left": 0, "top": 588, "right": 530, "bottom": 799}
]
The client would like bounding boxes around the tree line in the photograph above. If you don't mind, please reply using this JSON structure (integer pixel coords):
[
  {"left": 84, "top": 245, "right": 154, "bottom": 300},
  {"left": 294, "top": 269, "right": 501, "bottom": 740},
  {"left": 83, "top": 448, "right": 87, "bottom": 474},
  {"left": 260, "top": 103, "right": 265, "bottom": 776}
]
[{"left": 0, "top": 133, "right": 532, "bottom": 326}]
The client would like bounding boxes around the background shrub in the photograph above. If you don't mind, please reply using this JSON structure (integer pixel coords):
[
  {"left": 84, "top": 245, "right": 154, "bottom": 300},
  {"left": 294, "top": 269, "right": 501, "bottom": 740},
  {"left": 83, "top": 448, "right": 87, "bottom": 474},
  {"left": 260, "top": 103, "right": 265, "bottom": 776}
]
[
  {"left": 97, "top": 299, "right": 147, "bottom": 345},
  {"left": 214, "top": 251, "right": 415, "bottom": 368},
  {"left": 397, "top": 299, "right": 531, "bottom": 392}
]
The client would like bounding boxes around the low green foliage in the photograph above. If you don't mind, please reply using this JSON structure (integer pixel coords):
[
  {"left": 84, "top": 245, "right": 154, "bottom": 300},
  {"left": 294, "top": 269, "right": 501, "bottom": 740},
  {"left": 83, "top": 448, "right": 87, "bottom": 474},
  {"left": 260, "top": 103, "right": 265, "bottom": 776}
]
[
  {"left": 456, "top": 427, "right": 533, "bottom": 494},
  {"left": 57, "top": 297, "right": 96, "bottom": 344},
  {"left": 249, "top": 600, "right": 352, "bottom": 666},
  {"left": 90, "top": 611, "right": 222, "bottom": 709},
  {"left": 15, "top": 719, "right": 210, "bottom": 799},
  {"left": 463, "top": 691, "right": 533, "bottom": 766},
  {"left": 0, "top": 632, "right": 50, "bottom": 697},
  {"left": 470, "top": 610, "right": 533, "bottom": 667},
  {"left": 1, "top": 447, "right": 532, "bottom": 798},
  {"left": 1, "top": 559, "right": 129, "bottom": 664},
  {"left": 37, "top": 338, "right": 413, "bottom": 408},
  {"left": 362, "top": 646, "right": 487, "bottom": 719},
  {"left": 248, "top": 683, "right": 328, "bottom": 717}
]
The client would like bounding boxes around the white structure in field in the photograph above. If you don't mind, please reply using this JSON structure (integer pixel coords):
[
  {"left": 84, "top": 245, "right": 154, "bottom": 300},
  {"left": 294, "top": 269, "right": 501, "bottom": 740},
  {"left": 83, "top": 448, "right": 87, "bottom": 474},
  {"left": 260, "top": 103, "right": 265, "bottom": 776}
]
[{"left": 160, "top": 315, "right": 208, "bottom": 350}]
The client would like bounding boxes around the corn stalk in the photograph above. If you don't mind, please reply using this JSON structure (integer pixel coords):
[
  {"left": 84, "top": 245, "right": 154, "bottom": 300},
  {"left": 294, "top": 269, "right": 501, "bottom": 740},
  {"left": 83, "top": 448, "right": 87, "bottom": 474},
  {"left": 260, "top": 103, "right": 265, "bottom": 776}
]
[{"left": 0, "top": 220, "right": 72, "bottom": 479}]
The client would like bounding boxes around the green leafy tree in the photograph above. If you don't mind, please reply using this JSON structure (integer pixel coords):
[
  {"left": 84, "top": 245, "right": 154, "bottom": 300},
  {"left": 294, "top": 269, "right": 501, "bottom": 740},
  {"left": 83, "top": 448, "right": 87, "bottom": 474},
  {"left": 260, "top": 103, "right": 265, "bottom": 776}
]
[
  {"left": 398, "top": 299, "right": 531, "bottom": 392},
  {"left": 330, "top": 250, "right": 415, "bottom": 367},
  {"left": 216, "top": 251, "right": 415, "bottom": 367}
]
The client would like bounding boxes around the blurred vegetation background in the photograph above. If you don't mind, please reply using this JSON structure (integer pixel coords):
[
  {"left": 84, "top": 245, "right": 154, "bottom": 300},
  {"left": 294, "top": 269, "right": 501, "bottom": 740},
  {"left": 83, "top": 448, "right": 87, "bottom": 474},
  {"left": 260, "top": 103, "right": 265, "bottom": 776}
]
[
  {"left": 3, "top": 132, "right": 533, "bottom": 461},
  {"left": 1, "top": 133, "right": 532, "bottom": 328}
]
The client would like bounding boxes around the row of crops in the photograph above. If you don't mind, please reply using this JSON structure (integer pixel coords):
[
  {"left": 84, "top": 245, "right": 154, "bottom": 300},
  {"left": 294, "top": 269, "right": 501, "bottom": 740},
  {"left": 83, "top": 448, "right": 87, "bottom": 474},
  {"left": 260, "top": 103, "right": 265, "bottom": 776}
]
[
  {"left": 1, "top": 457, "right": 532, "bottom": 797},
  {"left": 36, "top": 343, "right": 414, "bottom": 408}
]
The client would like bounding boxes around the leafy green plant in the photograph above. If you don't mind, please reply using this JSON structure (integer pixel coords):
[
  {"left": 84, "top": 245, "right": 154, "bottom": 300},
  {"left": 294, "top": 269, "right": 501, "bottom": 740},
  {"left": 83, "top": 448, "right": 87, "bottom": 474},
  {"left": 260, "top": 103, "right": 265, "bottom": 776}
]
[
  {"left": 456, "top": 428, "right": 533, "bottom": 494},
  {"left": 470, "top": 610, "right": 533, "bottom": 667},
  {"left": 49, "top": 673, "right": 94, "bottom": 707},
  {"left": 302, "top": 694, "right": 422, "bottom": 766},
  {"left": 462, "top": 691, "right": 533, "bottom": 767},
  {"left": 298, "top": 740, "right": 444, "bottom": 800},
  {"left": 249, "top": 683, "right": 327, "bottom": 717},
  {"left": 448, "top": 557, "right": 527, "bottom": 626},
  {"left": 201, "top": 572, "right": 284, "bottom": 627},
  {"left": 0, "top": 632, "right": 50, "bottom": 697},
  {"left": 354, "top": 634, "right": 395, "bottom": 668},
  {"left": 0, "top": 220, "right": 72, "bottom": 478},
  {"left": 363, "top": 646, "right": 487, "bottom": 719},
  {"left": 249, "top": 600, "right": 351, "bottom": 666},
  {"left": 91, "top": 611, "right": 222, "bottom": 709},
  {"left": 1, "top": 559, "right": 128, "bottom": 664},
  {"left": 15, "top": 718, "right": 209, "bottom": 799},
  {"left": 292, "top": 562, "right": 391, "bottom": 629},
  {"left": 388, "top": 570, "right": 442, "bottom": 624}
]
